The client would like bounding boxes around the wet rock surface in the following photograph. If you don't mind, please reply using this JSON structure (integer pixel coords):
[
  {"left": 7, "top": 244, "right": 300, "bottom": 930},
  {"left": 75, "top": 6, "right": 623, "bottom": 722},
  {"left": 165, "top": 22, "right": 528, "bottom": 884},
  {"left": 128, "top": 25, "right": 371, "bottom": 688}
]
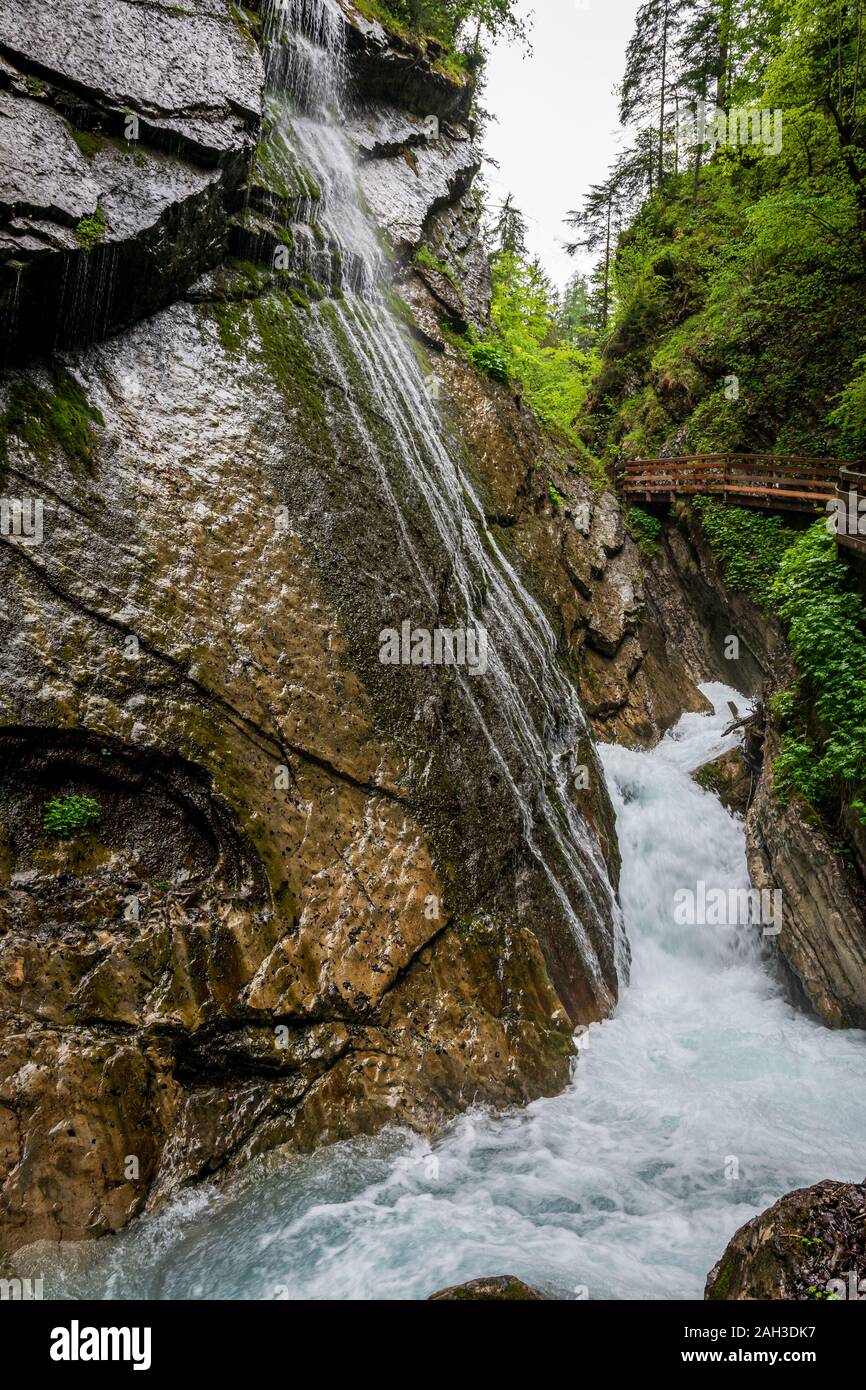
[
  {"left": 0, "top": 0, "right": 262, "bottom": 158},
  {"left": 0, "top": 0, "right": 751, "bottom": 1259},
  {"left": 0, "top": 295, "right": 592, "bottom": 1252},
  {"left": 356, "top": 118, "right": 480, "bottom": 255},
  {"left": 692, "top": 745, "right": 752, "bottom": 815},
  {"left": 705, "top": 1180, "right": 866, "bottom": 1300},
  {"left": 428, "top": 1275, "right": 550, "bottom": 1301},
  {"left": 646, "top": 505, "right": 781, "bottom": 696},
  {"left": 746, "top": 714, "right": 866, "bottom": 1030},
  {"left": 0, "top": 0, "right": 262, "bottom": 361}
]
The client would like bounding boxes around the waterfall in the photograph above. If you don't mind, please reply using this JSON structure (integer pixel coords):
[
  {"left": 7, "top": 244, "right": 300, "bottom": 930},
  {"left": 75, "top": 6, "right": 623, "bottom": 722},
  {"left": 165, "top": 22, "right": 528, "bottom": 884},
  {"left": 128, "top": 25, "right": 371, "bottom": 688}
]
[
  {"left": 34, "top": 685, "right": 866, "bottom": 1299},
  {"left": 246, "top": 0, "right": 627, "bottom": 1002}
]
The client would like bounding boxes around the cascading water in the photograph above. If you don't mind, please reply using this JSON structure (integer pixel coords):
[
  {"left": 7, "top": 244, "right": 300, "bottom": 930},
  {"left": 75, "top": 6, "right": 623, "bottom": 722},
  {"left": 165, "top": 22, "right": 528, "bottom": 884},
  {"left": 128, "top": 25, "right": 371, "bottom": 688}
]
[
  {"left": 34, "top": 684, "right": 866, "bottom": 1299},
  {"left": 25, "top": 2, "right": 866, "bottom": 1301},
  {"left": 241, "top": 0, "right": 628, "bottom": 1004}
]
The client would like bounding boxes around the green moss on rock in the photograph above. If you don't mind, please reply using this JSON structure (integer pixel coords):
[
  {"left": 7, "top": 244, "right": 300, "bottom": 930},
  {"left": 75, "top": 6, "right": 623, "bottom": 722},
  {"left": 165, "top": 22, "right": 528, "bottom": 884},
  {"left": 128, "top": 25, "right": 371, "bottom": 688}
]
[
  {"left": 0, "top": 369, "right": 105, "bottom": 470},
  {"left": 75, "top": 206, "right": 109, "bottom": 252}
]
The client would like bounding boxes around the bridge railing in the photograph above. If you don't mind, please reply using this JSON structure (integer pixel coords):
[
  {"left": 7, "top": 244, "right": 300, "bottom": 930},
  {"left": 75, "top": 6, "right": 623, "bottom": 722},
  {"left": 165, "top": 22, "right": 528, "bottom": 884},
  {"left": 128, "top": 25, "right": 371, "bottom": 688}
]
[{"left": 618, "top": 454, "right": 840, "bottom": 514}]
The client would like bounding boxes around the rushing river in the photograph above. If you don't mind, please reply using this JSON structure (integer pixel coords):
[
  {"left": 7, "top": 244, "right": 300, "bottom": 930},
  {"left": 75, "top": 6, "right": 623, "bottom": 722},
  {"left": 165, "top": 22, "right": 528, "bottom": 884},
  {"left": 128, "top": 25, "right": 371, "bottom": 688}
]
[{"left": 34, "top": 684, "right": 866, "bottom": 1300}]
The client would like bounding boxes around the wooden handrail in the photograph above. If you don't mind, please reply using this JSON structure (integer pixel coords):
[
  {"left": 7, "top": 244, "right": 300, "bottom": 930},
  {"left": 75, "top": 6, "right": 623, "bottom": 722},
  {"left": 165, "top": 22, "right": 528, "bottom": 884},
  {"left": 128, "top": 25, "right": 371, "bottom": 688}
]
[{"left": 618, "top": 454, "right": 851, "bottom": 515}]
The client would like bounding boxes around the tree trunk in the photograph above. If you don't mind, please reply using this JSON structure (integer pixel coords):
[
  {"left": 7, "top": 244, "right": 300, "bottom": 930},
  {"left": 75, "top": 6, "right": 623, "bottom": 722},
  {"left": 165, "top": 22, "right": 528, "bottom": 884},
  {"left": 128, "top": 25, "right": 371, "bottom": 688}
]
[
  {"left": 602, "top": 192, "right": 613, "bottom": 329},
  {"left": 658, "top": 0, "right": 670, "bottom": 184},
  {"left": 692, "top": 71, "right": 707, "bottom": 206},
  {"left": 717, "top": 0, "right": 733, "bottom": 108}
]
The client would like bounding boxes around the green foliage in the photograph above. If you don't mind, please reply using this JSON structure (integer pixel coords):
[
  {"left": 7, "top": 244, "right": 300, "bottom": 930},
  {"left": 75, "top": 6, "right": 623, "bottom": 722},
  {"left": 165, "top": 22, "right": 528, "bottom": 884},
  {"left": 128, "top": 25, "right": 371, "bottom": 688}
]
[
  {"left": 768, "top": 686, "right": 798, "bottom": 722},
  {"left": 0, "top": 369, "right": 105, "bottom": 470},
  {"left": 68, "top": 124, "right": 106, "bottom": 160},
  {"left": 693, "top": 761, "right": 727, "bottom": 796},
  {"left": 75, "top": 206, "right": 108, "bottom": 252},
  {"left": 694, "top": 505, "right": 866, "bottom": 823},
  {"left": 467, "top": 339, "right": 509, "bottom": 381},
  {"left": 350, "top": 0, "right": 528, "bottom": 66},
  {"left": 547, "top": 479, "right": 565, "bottom": 509},
  {"left": 414, "top": 243, "right": 456, "bottom": 284},
  {"left": 829, "top": 353, "right": 866, "bottom": 458},
  {"left": 577, "top": 0, "right": 866, "bottom": 463},
  {"left": 43, "top": 795, "right": 102, "bottom": 838},
  {"left": 625, "top": 504, "right": 663, "bottom": 556},
  {"left": 558, "top": 271, "right": 598, "bottom": 348},
  {"left": 691, "top": 497, "right": 799, "bottom": 607},
  {"left": 487, "top": 193, "right": 528, "bottom": 257},
  {"left": 489, "top": 249, "right": 600, "bottom": 451},
  {"left": 770, "top": 523, "right": 866, "bottom": 818}
]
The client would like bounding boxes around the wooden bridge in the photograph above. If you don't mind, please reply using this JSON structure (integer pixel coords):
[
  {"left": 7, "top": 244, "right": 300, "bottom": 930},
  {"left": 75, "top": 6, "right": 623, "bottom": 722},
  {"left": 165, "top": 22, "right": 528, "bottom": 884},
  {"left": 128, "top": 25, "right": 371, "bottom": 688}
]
[{"left": 619, "top": 454, "right": 842, "bottom": 515}]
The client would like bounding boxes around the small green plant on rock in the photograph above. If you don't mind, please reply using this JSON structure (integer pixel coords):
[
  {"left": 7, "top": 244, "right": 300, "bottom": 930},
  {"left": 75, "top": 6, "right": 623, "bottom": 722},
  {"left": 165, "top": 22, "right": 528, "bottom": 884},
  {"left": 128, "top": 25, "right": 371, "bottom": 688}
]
[
  {"left": 75, "top": 207, "right": 108, "bottom": 252},
  {"left": 414, "top": 243, "right": 456, "bottom": 284},
  {"left": 467, "top": 340, "right": 510, "bottom": 382},
  {"left": 625, "top": 505, "right": 662, "bottom": 558},
  {"left": 43, "top": 794, "right": 102, "bottom": 838},
  {"left": 547, "top": 479, "right": 565, "bottom": 510}
]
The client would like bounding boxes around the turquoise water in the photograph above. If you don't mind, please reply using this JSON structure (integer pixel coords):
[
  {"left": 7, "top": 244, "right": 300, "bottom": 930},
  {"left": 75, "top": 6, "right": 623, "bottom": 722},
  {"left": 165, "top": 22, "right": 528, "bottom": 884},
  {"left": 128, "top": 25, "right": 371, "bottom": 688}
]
[{"left": 33, "top": 685, "right": 866, "bottom": 1300}]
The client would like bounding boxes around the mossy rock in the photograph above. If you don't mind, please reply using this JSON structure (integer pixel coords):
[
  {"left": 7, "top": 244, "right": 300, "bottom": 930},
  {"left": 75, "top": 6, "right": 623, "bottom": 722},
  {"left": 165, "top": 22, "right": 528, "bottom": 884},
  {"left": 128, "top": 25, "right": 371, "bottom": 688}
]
[
  {"left": 692, "top": 747, "right": 752, "bottom": 815},
  {"left": 428, "top": 1276, "right": 550, "bottom": 1301},
  {"left": 0, "top": 369, "right": 105, "bottom": 472}
]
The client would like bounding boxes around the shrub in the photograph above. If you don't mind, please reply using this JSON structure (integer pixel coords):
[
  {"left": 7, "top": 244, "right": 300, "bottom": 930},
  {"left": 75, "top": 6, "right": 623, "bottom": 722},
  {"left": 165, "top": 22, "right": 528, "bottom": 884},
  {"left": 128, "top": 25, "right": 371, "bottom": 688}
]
[
  {"left": 467, "top": 340, "right": 510, "bottom": 382},
  {"left": 625, "top": 505, "right": 662, "bottom": 557},
  {"left": 769, "top": 523, "right": 866, "bottom": 819},
  {"left": 691, "top": 497, "right": 799, "bottom": 608},
  {"left": 43, "top": 794, "right": 102, "bottom": 837},
  {"left": 547, "top": 479, "right": 565, "bottom": 509}
]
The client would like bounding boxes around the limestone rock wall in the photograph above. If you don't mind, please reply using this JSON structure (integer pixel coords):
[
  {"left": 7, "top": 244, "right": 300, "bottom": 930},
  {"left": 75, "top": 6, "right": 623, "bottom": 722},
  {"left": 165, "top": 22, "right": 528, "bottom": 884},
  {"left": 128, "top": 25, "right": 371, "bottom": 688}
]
[{"left": 0, "top": 0, "right": 642, "bottom": 1256}]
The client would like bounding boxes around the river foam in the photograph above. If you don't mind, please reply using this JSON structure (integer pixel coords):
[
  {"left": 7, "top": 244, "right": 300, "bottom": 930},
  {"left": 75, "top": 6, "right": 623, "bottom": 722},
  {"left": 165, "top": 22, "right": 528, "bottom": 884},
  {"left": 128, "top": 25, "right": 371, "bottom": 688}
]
[{"left": 35, "top": 684, "right": 866, "bottom": 1300}]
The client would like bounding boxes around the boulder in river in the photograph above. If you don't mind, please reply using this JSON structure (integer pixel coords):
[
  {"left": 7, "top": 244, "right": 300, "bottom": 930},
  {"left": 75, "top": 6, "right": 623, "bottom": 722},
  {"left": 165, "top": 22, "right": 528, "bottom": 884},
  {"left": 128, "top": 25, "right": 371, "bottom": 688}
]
[
  {"left": 428, "top": 1276, "right": 550, "bottom": 1301},
  {"left": 705, "top": 1180, "right": 866, "bottom": 1300},
  {"left": 691, "top": 746, "right": 752, "bottom": 815}
]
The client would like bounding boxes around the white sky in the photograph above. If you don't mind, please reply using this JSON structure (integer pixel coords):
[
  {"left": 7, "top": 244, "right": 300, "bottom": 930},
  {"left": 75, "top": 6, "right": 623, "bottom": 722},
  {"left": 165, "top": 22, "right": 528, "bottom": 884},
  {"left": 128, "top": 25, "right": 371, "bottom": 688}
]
[{"left": 482, "top": 0, "right": 643, "bottom": 289}]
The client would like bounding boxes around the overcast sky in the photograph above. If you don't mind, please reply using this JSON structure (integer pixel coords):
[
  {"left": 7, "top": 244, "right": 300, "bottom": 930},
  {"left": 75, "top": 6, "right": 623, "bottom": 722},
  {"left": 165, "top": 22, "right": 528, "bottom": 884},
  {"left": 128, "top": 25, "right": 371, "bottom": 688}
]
[{"left": 483, "top": 0, "right": 642, "bottom": 289}]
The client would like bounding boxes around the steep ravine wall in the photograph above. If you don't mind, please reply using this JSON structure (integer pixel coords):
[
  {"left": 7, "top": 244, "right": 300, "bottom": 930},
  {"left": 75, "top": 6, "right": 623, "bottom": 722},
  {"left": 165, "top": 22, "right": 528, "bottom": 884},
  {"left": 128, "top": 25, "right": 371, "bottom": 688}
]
[
  {"left": 0, "top": 0, "right": 716, "bottom": 1257},
  {"left": 1, "top": 1, "right": 861, "bottom": 1293}
]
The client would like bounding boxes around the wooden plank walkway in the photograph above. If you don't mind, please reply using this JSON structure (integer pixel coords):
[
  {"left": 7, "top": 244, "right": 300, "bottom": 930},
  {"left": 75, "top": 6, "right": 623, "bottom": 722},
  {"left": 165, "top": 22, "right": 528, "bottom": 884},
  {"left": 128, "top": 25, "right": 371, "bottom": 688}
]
[{"left": 619, "top": 454, "right": 841, "bottom": 514}]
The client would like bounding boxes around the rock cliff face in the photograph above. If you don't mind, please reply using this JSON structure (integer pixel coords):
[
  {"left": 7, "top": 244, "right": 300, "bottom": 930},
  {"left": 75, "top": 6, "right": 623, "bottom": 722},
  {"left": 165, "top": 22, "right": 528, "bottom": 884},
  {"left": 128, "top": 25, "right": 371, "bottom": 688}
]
[
  {"left": 746, "top": 706, "right": 866, "bottom": 1030},
  {"left": 0, "top": 0, "right": 264, "bottom": 362},
  {"left": 0, "top": 0, "right": 712, "bottom": 1256},
  {"left": 645, "top": 504, "right": 782, "bottom": 697}
]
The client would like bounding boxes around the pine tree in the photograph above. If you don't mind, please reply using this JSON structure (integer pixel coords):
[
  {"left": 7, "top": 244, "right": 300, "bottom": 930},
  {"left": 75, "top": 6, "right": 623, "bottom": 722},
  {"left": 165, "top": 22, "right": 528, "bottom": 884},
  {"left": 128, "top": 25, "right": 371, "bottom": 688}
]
[
  {"left": 675, "top": 0, "right": 723, "bottom": 200},
  {"left": 619, "top": 0, "right": 685, "bottom": 186},
  {"left": 558, "top": 272, "right": 593, "bottom": 344},
  {"left": 488, "top": 193, "right": 529, "bottom": 257},
  {"left": 564, "top": 179, "right": 623, "bottom": 331}
]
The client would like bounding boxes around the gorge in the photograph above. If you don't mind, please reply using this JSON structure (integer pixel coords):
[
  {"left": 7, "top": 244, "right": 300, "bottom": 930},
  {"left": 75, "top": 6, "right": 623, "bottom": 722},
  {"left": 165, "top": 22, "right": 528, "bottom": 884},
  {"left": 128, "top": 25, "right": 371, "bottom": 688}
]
[{"left": 0, "top": 0, "right": 865, "bottom": 1306}]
